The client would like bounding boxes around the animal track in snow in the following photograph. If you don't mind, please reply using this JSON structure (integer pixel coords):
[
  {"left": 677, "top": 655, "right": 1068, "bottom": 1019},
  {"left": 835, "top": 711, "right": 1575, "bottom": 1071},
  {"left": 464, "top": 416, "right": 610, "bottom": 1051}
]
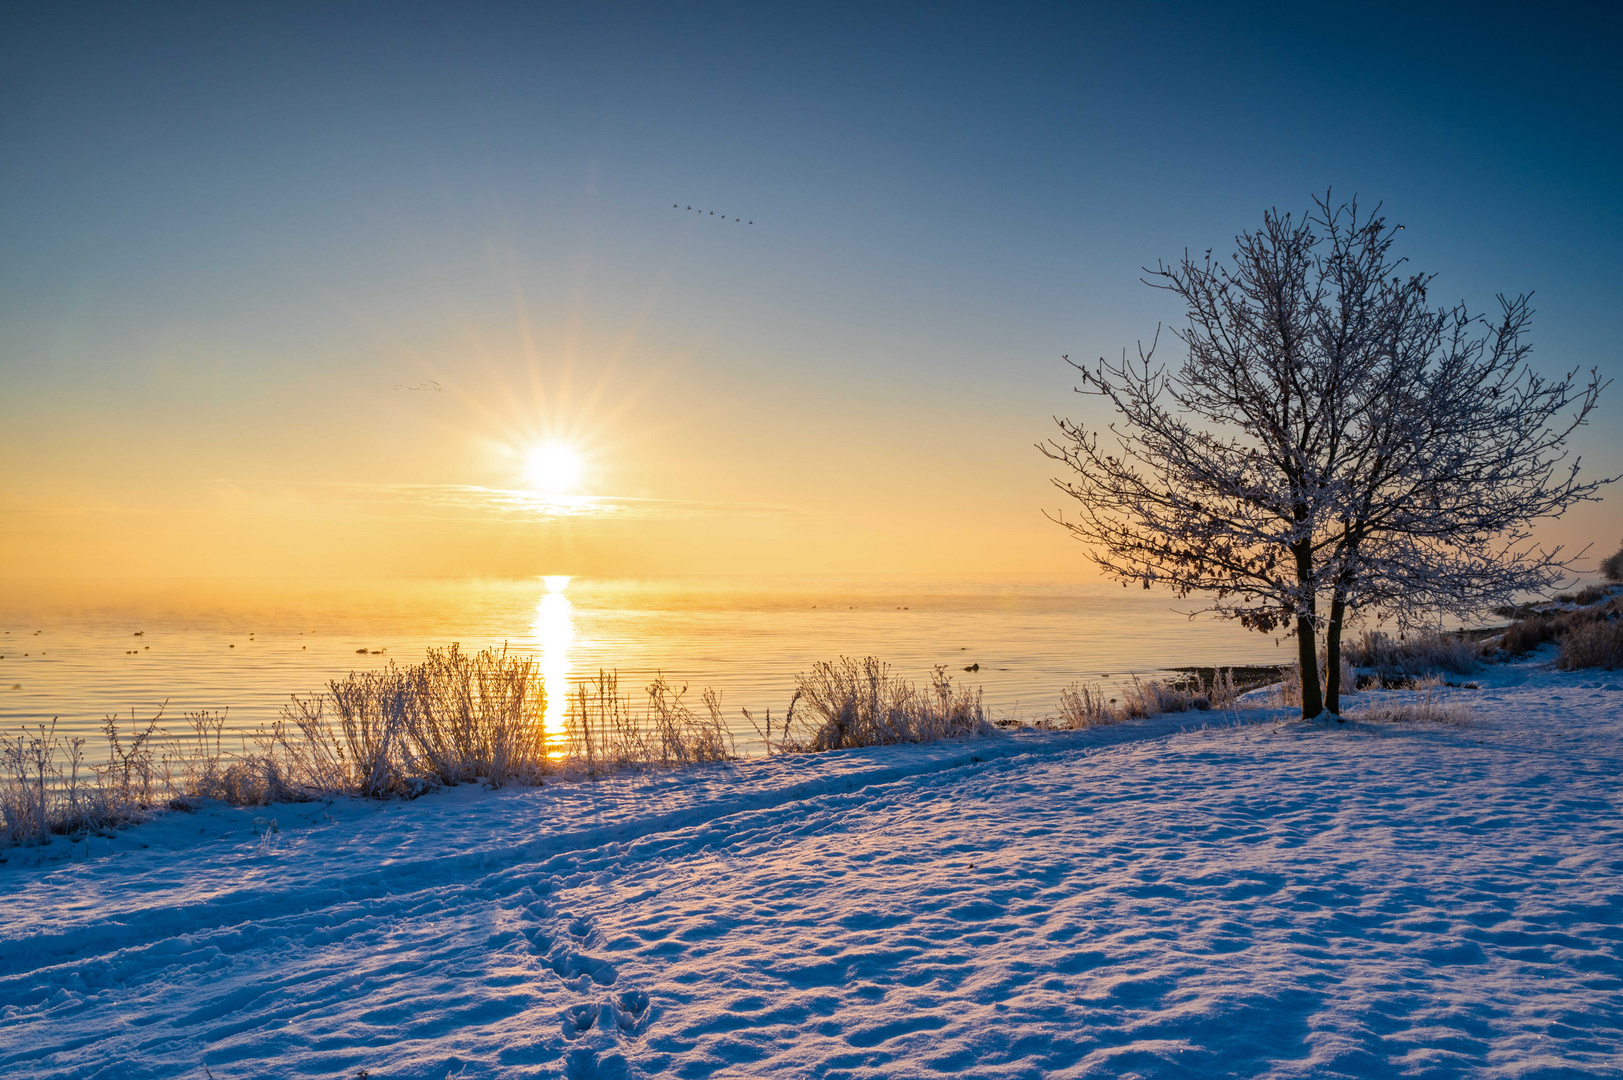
[
  {"left": 562, "top": 1047, "right": 628, "bottom": 1080},
  {"left": 548, "top": 947, "right": 618, "bottom": 987},
  {"left": 561, "top": 1002, "right": 599, "bottom": 1039},
  {"left": 612, "top": 989, "right": 651, "bottom": 1035}
]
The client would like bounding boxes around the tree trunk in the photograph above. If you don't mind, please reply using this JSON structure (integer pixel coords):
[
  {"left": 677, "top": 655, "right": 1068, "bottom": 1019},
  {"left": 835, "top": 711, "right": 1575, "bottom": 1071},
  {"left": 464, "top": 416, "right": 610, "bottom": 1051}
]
[
  {"left": 1292, "top": 542, "right": 1323, "bottom": 719},
  {"left": 1294, "top": 612, "right": 1323, "bottom": 719},
  {"left": 1325, "top": 590, "right": 1347, "bottom": 716}
]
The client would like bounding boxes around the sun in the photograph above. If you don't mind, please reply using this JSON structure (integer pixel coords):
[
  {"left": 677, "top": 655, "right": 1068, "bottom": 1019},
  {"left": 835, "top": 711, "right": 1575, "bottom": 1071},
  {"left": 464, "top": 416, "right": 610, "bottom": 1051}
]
[{"left": 523, "top": 442, "right": 583, "bottom": 494}]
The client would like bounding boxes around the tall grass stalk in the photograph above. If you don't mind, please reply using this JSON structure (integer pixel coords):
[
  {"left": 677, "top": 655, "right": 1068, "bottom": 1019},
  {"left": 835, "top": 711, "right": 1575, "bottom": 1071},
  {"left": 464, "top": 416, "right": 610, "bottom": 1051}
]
[
  {"left": 774, "top": 658, "right": 991, "bottom": 752},
  {"left": 1052, "top": 670, "right": 1240, "bottom": 730},
  {"left": 1557, "top": 619, "right": 1623, "bottom": 670},
  {"left": 1344, "top": 676, "right": 1474, "bottom": 725},
  {"left": 2, "top": 649, "right": 1009, "bottom": 849},
  {"left": 1345, "top": 630, "right": 1481, "bottom": 679}
]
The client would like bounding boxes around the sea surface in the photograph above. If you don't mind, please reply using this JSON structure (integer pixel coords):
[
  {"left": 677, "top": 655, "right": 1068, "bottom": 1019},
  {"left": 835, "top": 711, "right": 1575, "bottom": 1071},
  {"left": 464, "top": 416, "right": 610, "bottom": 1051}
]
[{"left": 0, "top": 577, "right": 1292, "bottom": 757}]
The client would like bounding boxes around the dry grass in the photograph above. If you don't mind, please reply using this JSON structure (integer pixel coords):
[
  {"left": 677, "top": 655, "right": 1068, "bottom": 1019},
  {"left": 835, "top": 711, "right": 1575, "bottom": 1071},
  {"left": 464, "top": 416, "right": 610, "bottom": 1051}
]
[
  {"left": 2, "top": 645, "right": 730, "bottom": 848},
  {"left": 1557, "top": 619, "right": 1623, "bottom": 671},
  {"left": 560, "top": 672, "right": 735, "bottom": 778},
  {"left": 1500, "top": 594, "right": 1623, "bottom": 659},
  {"left": 771, "top": 657, "right": 992, "bottom": 752},
  {"left": 1054, "top": 682, "right": 1118, "bottom": 728},
  {"left": 1050, "top": 670, "right": 1240, "bottom": 730},
  {"left": 0, "top": 710, "right": 206, "bottom": 849},
  {"left": 240, "top": 643, "right": 553, "bottom": 800},
  {"left": 1344, "top": 630, "right": 1482, "bottom": 681},
  {"left": 1343, "top": 676, "right": 1475, "bottom": 725},
  {"left": 1602, "top": 540, "right": 1623, "bottom": 584},
  {"left": 3, "top": 649, "right": 1009, "bottom": 848}
]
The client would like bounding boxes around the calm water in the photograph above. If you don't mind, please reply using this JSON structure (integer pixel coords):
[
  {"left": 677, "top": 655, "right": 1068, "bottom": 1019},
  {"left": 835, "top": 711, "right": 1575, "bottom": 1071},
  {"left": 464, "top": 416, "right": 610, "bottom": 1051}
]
[{"left": 0, "top": 577, "right": 1291, "bottom": 757}]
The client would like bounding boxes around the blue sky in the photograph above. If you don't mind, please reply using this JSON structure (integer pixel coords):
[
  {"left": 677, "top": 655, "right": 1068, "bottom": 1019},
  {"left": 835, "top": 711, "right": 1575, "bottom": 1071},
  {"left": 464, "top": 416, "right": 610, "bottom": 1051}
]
[{"left": 3, "top": 1, "right": 1618, "bottom": 578}]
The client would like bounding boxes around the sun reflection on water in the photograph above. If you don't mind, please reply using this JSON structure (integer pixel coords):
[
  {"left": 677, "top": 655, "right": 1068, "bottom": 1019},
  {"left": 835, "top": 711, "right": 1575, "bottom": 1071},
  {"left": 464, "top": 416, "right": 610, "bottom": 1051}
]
[{"left": 533, "top": 576, "right": 573, "bottom": 737}]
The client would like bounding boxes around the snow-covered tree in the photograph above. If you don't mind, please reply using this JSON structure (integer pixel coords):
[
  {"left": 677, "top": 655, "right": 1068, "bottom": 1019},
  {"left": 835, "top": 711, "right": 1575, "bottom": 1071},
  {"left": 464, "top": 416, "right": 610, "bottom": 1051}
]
[{"left": 1042, "top": 194, "right": 1609, "bottom": 718}]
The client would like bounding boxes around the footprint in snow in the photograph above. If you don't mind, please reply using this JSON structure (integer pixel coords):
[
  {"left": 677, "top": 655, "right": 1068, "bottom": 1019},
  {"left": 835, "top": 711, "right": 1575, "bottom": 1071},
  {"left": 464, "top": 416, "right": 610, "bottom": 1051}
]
[
  {"left": 561, "top": 1002, "right": 599, "bottom": 1039},
  {"left": 548, "top": 947, "right": 618, "bottom": 988},
  {"left": 561, "top": 992, "right": 651, "bottom": 1040},
  {"left": 563, "top": 1047, "right": 628, "bottom": 1080},
  {"left": 612, "top": 989, "right": 651, "bottom": 1036}
]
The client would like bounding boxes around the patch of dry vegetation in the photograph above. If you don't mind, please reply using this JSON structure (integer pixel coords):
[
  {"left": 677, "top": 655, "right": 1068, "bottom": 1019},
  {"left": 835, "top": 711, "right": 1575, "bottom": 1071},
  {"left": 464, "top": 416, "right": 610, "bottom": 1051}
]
[
  {"left": 1048, "top": 670, "right": 1241, "bottom": 730},
  {"left": 1498, "top": 593, "right": 1622, "bottom": 662},
  {"left": 562, "top": 672, "right": 735, "bottom": 778},
  {"left": 1343, "top": 676, "right": 1475, "bottom": 725},
  {"left": 1344, "top": 630, "right": 1482, "bottom": 681},
  {"left": 1556, "top": 619, "right": 1623, "bottom": 671},
  {"left": 762, "top": 657, "right": 992, "bottom": 752},
  {"left": 1, "top": 645, "right": 743, "bottom": 848},
  {"left": 1602, "top": 539, "right": 1623, "bottom": 584},
  {"left": 3, "top": 649, "right": 1013, "bottom": 848}
]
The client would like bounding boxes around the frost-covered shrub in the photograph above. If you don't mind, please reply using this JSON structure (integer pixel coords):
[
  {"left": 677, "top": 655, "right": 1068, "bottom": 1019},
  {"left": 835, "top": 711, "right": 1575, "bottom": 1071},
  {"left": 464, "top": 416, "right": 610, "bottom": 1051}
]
[
  {"left": 1050, "top": 670, "right": 1239, "bottom": 730},
  {"left": 234, "top": 645, "right": 551, "bottom": 799},
  {"left": 1557, "top": 619, "right": 1623, "bottom": 671},
  {"left": 0, "top": 716, "right": 171, "bottom": 848},
  {"left": 1344, "top": 677, "right": 1474, "bottom": 725},
  {"left": 779, "top": 657, "right": 991, "bottom": 751},
  {"left": 1345, "top": 630, "right": 1481, "bottom": 678},
  {"left": 1055, "top": 682, "right": 1119, "bottom": 728},
  {"left": 1500, "top": 595, "right": 1622, "bottom": 659},
  {"left": 560, "top": 671, "right": 735, "bottom": 778},
  {"left": 1601, "top": 539, "right": 1623, "bottom": 584}
]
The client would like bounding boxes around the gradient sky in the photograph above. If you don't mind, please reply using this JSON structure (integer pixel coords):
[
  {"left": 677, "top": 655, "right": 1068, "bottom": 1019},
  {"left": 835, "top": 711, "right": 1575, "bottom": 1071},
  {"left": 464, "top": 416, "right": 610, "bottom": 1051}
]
[{"left": 3, "top": 1, "right": 1619, "bottom": 580}]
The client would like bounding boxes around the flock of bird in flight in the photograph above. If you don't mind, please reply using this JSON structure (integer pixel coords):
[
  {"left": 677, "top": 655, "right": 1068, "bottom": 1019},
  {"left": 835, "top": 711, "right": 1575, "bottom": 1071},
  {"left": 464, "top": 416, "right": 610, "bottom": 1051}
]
[{"left": 676, "top": 204, "right": 753, "bottom": 224}]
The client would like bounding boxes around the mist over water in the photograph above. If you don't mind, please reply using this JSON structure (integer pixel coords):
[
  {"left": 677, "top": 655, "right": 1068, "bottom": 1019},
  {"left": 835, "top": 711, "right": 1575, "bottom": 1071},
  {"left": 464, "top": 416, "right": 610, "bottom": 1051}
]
[{"left": 0, "top": 577, "right": 1292, "bottom": 755}]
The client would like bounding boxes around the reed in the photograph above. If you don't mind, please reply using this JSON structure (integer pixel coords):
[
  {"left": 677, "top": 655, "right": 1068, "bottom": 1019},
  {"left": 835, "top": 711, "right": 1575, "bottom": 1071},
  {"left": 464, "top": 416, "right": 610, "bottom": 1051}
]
[
  {"left": 1556, "top": 619, "right": 1623, "bottom": 671},
  {"left": 1051, "top": 669, "right": 1240, "bottom": 730},
  {"left": 1343, "top": 676, "right": 1474, "bottom": 725},
  {"left": 1055, "top": 682, "right": 1117, "bottom": 728},
  {"left": 775, "top": 657, "right": 991, "bottom": 752},
  {"left": 1344, "top": 630, "right": 1481, "bottom": 679},
  {"left": 2, "top": 649, "right": 1000, "bottom": 848}
]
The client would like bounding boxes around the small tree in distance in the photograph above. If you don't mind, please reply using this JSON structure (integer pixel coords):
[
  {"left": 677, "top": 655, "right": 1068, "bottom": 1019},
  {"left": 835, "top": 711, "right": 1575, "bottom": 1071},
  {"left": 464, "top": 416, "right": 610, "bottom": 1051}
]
[
  {"left": 1043, "top": 193, "right": 1610, "bottom": 718},
  {"left": 1602, "top": 541, "right": 1623, "bottom": 584}
]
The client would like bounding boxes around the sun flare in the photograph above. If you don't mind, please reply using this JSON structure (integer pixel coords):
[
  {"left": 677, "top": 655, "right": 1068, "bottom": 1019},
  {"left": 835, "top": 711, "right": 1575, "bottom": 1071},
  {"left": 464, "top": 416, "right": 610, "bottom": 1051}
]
[{"left": 523, "top": 443, "right": 583, "bottom": 494}]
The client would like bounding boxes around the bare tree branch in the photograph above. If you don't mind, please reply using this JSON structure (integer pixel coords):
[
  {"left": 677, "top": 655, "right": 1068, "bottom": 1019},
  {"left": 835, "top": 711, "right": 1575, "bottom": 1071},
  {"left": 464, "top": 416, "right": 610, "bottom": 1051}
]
[{"left": 1041, "top": 192, "right": 1613, "bottom": 717}]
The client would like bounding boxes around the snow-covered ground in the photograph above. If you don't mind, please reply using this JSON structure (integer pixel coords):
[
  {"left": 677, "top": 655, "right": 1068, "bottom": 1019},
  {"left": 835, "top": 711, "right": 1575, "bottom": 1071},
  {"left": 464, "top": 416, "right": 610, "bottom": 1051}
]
[{"left": 4, "top": 653, "right": 1622, "bottom": 1079}]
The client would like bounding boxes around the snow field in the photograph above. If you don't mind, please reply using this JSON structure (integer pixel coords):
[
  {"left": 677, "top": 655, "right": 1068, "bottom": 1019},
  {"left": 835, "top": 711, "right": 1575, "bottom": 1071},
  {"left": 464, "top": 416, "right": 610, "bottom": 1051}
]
[{"left": 3, "top": 658, "right": 1622, "bottom": 1078}]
